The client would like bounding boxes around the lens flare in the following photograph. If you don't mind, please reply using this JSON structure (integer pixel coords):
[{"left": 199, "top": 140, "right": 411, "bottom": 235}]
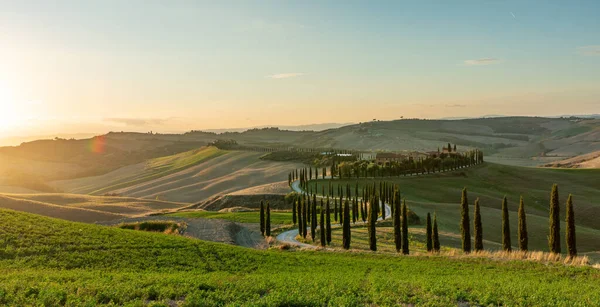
[{"left": 89, "top": 136, "right": 106, "bottom": 153}]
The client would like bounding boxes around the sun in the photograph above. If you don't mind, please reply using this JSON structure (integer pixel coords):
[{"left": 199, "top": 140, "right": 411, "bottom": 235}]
[{"left": 0, "top": 84, "right": 25, "bottom": 133}]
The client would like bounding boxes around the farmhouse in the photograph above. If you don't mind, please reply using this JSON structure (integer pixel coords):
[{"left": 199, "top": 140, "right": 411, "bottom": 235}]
[{"left": 375, "top": 153, "right": 405, "bottom": 163}]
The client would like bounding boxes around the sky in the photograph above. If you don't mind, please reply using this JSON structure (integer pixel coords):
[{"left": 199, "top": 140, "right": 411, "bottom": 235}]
[{"left": 0, "top": 0, "right": 599, "bottom": 143}]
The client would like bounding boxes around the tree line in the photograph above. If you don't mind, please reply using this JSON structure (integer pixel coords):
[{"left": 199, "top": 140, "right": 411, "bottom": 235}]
[
  {"left": 289, "top": 147, "right": 484, "bottom": 187},
  {"left": 459, "top": 184, "right": 578, "bottom": 257},
  {"left": 277, "top": 181, "right": 577, "bottom": 258}
]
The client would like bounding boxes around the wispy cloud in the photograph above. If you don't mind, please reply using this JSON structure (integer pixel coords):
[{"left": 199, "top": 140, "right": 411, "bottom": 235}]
[
  {"left": 464, "top": 58, "right": 500, "bottom": 66},
  {"left": 267, "top": 73, "right": 304, "bottom": 79},
  {"left": 104, "top": 118, "right": 169, "bottom": 126},
  {"left": 445, "top": 104, "right": 467, "bottom": 108},
  {"left": 510, "top": 12, "right": 516, "bottom": 18},
  {"left": 576, "top": 45, "right": 600, "bottom": 56}
]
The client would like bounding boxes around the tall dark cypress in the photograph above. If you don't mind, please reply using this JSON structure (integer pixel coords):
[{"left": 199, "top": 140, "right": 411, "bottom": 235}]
[
  {"left": 320, "top": 199, "right": 326, "bottom": 247},
  {"left": 432, "top": 212, "right": 440, "bottom": 252},
  {"left": 393, "top": 191, "right": 402, "bottom": 253},
  {"left": 566, "top": 194, "right": 577, "bottom": 258},
  {"left": 518, "top": 196, "right": 528, "bottom": 251},
  {"left": 460, "top": 188, "right": 471, "bottom": 253},
  {"left": 311, "top": 195, "right": 317, "bottom": 242},
  {"left": 368, "top": 194, "right": 378, "bottom": 251},
  {"left": 302, "top": 196, "right": 308, "bottom": 238},
  {"left": 401, "top": 200, "right": 409, "bottom": 255},
  {"left": 260, "top": 200, "right": 265, "bottom": 236},
  {"left": 501, "top": 196, "right": 511, "bottom": 252},
  {"left": 549, "top": 184, "right": 561, "bottom": 254},
  {"left": 265, "top": 202, "right": 271, "bottom": 237},
  {"left": 342, "top": 199, "right": 351, "bottom": 249},
  {"left": 297, "top": 199, "right": 303, "bottom": 236},
  {"left": 292, "top": 199, "right": 297, "bottom": 225},
  {"left": 426, "top": 212, "right": 433, "bottom": 252},
  {"left": 326, "top": 196, "right": 332, "bottom": 245},
  {"left": 474, "top": 198, "right": 483, "bottom": 251},
  {"left": 334, "top": 198, "right": 338, "bottom": 222}
]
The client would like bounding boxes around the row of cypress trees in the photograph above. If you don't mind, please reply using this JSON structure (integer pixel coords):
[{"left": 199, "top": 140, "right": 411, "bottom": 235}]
[
  {"left": 290, "top": 148, "right": 484, "bottom": 189},
  {"left": 459, "top": 184, "right": 577, "bottom": 257}
]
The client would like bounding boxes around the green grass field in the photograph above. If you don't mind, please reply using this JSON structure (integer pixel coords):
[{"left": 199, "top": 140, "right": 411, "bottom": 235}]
[
  {"left": 167, "top": 210, "right": 293, "bottom": 225},
  {"left": 307, "top": 162, "right": 600, "bottom": 258},
  {"left": 0, "top": 209, "right": 599, "bottom": 306}
]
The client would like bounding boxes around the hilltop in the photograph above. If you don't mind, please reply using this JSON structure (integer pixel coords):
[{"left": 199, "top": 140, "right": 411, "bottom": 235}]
[{"left": 0, "top": 209, "right": 598, "bottom": 305}]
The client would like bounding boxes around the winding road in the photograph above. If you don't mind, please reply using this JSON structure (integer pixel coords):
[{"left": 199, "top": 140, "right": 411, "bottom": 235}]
[
  {"left": 277, "top": 165, "right": 471, "bottom": 247},
  {"left": 276, "top": 179, "right": 392, "bottom": 248}
]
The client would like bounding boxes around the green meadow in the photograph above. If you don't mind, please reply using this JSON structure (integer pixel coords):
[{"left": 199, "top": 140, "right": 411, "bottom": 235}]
[{"left": 0, "top": 209, "right": 599, "bottom": 306}]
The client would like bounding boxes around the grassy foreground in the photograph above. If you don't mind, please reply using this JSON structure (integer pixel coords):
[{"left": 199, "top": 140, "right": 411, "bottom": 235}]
[{"left": 0, "top": 209, "right": 599, "bottom": 306}]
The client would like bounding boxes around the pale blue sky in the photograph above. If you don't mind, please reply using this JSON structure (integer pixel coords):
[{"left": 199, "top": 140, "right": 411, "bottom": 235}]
[{"left": 0, "top": 1, "right": 599, "bottom": 137}]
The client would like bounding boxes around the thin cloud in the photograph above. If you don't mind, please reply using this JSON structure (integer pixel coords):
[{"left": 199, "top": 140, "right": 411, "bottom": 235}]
[
  {"left": 104, "top": 118, "right": 169, "bottom": 126},
  {"left": 267, "top": 73, "right": 304, "bottom": 79},
  {"left": 576, "top": 46, "right": 600, "bottom": 56},
  {"left": 464, "top": 58, "right": 500, "bottom": 66},
  {"left": 510, "top": 12, "right": 516, "bottom": 18},
  {"left": 445, "top": 104, "right": 467, "bottom": 108}
]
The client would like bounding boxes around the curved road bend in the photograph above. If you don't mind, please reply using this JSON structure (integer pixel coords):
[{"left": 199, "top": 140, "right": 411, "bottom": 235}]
[
  {"left": 277, "top": 180, "right": 392, "bottom": 248},
  {"left": 277, "top": 165, "right": 472, "bottom": 247}
]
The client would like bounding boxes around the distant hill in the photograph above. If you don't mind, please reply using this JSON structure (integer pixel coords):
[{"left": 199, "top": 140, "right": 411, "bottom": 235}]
[
  {"left": 203, "top": 122, "right": 354, "bottom": 133},
  {"left": 1, "top": 117, "right": 599, "bottom": 191},
  {"left": 543, "top": 150, "right": 600, "bottom": 169}
]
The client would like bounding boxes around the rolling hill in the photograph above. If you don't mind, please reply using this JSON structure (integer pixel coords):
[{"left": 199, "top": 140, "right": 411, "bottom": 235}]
[
  {"left": 52, "top": 147, "right": 303, "bottom": 203},
  {"left": 543, "top": 150, "right": 600, "bottom": 168},
  {"left": 308, "top": 162, "right": 600, "bottom": 259},
  {"left": 0, "top": 193, "right": 189, "bottom": 222},
  {"left": 0, "top": 208, "right": 598, "bottom": 305},
  {"left": 1, "top": 116, "right": 599, "bottom": 194}
]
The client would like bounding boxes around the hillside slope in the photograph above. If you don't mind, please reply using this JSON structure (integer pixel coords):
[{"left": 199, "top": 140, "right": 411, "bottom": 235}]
[
  {"left": 0, "top": 209, "right": 598, "bottom": 306},
  {"left": 543, "top": 150, "right": 600, "bottom": 168},
  {"left": 309, "top": 162, "right": 600, "bottom": 256},
  {"left": 53, "top": 148, "right": 303, "bottom": 203}
]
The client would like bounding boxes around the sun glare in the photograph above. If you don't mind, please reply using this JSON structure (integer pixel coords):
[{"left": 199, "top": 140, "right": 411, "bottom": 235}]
[{"left": 0, "top": 84, "right": 24, "bottom": 133}]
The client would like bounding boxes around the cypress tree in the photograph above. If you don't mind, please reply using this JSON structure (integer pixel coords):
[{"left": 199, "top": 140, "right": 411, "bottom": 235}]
[
  {"left": 292, "top": 199, "right": 297, "bottom": 225},
  {"left": 401, "top": 200, "right": 409, "bottom": 255},
  {"left": 320, "top": 199, "right": 326, "bottom": 247},
  {"left": 311, "top": 195, "right": 317, "bottom": 242},
  {"left": 307, "top": 194, "right": 311, "bottom": 222},
  {"left": 549, "top": 184, "right": 561, "bottom": 254},
  {"left": 368, "top": 194, "right": 378, "bottom": 251},
  {"left": 460, "top": 188, "right": 471, "bottom": 253},
  {"left": 342, "top": 199, "right": 351, "bottom": 249},
  {"left": 334, "top": 197, "right": 338, "bottom": 222},
  {"left": 393, "top": 191, "right": 402, "bottom": 252},
  {"left": 265, "top": 202, "right": 271, "bottom": 237},
  {"left": 426, "top": 212, "right": 433, "bottom": 252},
  {"left": 474, "top": 198, "right": 483, "bottom": 251},
  {"left": 566, "top": 194, "right": 577, "bottom": 258},
  {"left": 518, "top": 196, "right": 528, "bottom": 251},
  {"left": 501, "top": 196, "right": 511, "bottom": 252},
  {"left": 432, "top": 212, "right": 440, "bottom": 252},
  {"left": 302, "top": 196, "right": 308, "bottom": 238},
  {"left": 297, "top": 199, "right": 303, "bottom": 236},
  {"left": 326, "top": 196, "right": 332, "bottom": 245},
  {"left": 260, "top": 200, "right": 265, "bottom": 236}
]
